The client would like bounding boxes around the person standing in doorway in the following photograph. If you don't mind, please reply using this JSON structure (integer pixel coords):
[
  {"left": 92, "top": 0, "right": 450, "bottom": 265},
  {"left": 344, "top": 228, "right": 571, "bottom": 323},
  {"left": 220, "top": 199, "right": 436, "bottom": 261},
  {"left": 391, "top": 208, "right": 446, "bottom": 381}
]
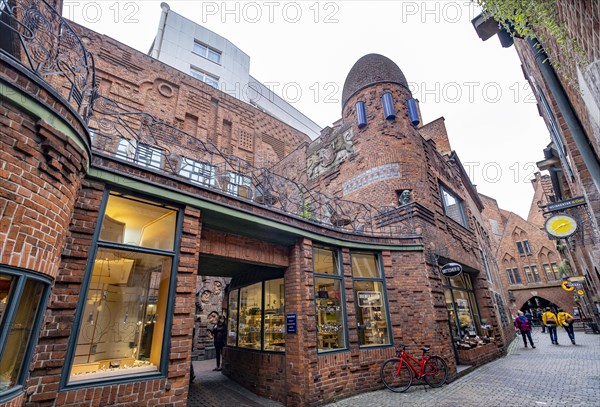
[
  {"left": 515, "top": 311, "right": 535, "bottom": 348},
  {"left": 557, "top": 308, "right": 576, "bottom": 345},
  {"left": 210, "top": 314, "right": 227, "bottom": 371},
  {"left": 542, "top": 307, "right": 559, "bottom": 345}
]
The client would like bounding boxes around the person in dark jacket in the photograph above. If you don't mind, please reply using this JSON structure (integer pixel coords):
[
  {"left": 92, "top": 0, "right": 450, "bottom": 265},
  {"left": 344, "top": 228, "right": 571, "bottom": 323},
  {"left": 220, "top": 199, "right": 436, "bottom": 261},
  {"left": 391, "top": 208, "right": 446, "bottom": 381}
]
[
  {"left": 210, "top": 314, "right": 227, "bottom": 371},
  {"left": 515, "top": 310, "right": 536, "bottom": 348}
]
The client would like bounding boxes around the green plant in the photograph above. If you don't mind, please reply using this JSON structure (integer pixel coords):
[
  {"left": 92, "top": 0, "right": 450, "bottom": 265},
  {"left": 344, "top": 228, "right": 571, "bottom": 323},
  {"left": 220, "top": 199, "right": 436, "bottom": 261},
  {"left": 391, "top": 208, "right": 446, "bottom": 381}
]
[
  {"left": 557, "top": 259, "right": 572, "bottom": 276},
  {"left": 475, "top": 0, "right": 588, "bottom": 86}
]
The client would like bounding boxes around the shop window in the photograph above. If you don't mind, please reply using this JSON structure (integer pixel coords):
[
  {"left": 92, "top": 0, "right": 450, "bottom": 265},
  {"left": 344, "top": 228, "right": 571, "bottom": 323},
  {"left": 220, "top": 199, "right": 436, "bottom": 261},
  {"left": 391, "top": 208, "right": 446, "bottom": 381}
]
[
  {"left": 440, "top": 186, "right": 468, "bottom": 228},
  {"left": 226, "top": 290, "right": 239, "bottom": 346},
  {"left": 66, "top": 192, "right": 179, "bottom": 385},
  {"left": 0, "top": 270, "right": 49, "bottom": 397},
  {"left": 313, "top": 246, "right": 346, "bottom": 352},
  {"left": 443, "top": 274, "right": 490, "bottom": 349},
  {"left": 351, "top": 252, "right": 390, "bottom": 347},
  {"left": 263, "top": 279, "right": 285, "bottom": 352},
  {"left": 228, "top": 279, "right": 285, "bottom": 352},
  {"left": 238, "top": 283, "right": 262, "bottom": 350}
]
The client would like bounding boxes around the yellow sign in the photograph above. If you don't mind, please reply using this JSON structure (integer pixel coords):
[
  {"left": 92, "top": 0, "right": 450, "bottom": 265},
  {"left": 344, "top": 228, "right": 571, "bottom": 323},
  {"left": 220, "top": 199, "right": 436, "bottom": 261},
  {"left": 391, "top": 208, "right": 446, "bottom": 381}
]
[
  {"left": 561, "top": 281, "right": 574, "bottom": 292},
  {"left": 577, "top": 289, "right": 584, "bottom": 295}
]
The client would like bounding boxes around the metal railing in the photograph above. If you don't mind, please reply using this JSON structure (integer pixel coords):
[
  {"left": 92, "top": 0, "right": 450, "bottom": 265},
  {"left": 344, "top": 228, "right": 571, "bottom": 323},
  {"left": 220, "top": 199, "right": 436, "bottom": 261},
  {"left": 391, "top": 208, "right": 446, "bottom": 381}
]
[
  {"left": 0, "top": 0, "right": 95, "bottom": 120},
  {"left": 89, "top": 95, "right": 418, "bottom": 238},
  {"left": 0, "top": 0, "right": 417, "bottom": 238}
]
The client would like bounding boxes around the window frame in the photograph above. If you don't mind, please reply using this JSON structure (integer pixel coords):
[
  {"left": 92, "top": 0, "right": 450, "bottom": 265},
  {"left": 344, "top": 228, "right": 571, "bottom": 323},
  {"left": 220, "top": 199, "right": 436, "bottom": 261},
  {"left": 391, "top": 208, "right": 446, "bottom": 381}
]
[
  {"left": 193, "top": 41, "right": 222, "bottom": 64},
  {"left": 0, "top": 267, "right": 51, "bottom": 402},
  {"left": 190, "top": 67, "right": 220, "bottom": 88},
  {"left": 60, "top": 189, "right": 183, "bottom": 390},
  {"left": 226, "top": 278, "right": 285, "bottom": 353},
  {"left": 312, "top": 244, "right": 348, "bottom": 354},
  {"left": 439, "top": 184, "right": 469, "bottom": 228},
  {"left": 350, "top": 251, "right": 392, "bottom": 349},
  {"left": 179, "top": 157, "right": 216, "bottom": 187}
]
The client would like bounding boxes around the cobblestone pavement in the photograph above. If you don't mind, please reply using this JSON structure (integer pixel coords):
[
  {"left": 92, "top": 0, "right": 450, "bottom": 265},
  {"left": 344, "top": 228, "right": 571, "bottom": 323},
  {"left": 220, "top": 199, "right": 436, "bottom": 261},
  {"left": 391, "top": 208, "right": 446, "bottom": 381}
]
[{"left": 188, "top": 328, "right": 599, "bottom": 406}]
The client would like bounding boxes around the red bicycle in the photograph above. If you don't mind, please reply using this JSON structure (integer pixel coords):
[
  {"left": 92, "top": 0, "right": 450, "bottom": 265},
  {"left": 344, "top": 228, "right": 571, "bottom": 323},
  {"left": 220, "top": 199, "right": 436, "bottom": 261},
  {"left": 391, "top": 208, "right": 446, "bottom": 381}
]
[{"left": 380, "top": 344, "right": 448, "bottom": 392}]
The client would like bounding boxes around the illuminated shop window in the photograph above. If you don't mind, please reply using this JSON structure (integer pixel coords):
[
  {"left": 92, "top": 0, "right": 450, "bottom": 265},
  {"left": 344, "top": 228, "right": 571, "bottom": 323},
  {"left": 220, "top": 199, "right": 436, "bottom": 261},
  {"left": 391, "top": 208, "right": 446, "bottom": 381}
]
[
  {"left": 313, "top": 245, "right": 347, "bottom": 352},
  {"left": 351, "top": 252, "right": 390, "bottom": 347},
  {"left": 443, "top": 273, "right": 484, "bottom": 343},
  {"left": 67, "top": 192, "right": 178, "bottom": 384},
  {"left": 228, "top": 279, "right": 285, "bottom": 352},
  {"left": 0, "top": 271, "right": 48, "bottom": 396}
]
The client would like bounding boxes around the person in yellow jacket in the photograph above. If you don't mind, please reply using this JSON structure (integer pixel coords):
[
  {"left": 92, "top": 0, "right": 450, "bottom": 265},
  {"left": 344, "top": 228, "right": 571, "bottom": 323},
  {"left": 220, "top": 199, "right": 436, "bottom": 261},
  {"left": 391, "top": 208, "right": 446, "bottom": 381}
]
[
  {"left": 557, "top": 308, "right": 576, "bottom": 345},
  {"left": 542, "top": 307, "right": 559, "bottom": 345}
]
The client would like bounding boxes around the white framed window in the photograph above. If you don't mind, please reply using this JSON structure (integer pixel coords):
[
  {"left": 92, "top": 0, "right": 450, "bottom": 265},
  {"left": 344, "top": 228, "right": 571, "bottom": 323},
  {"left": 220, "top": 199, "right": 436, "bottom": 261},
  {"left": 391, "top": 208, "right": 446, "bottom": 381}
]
[
  {"left": 225, "top": 172, "right": 252, "bottom": 198},
  {"left": 190, "top": 67, "right": 219, "bottom": 88},
  {"left": 440, "top": 185, "right": 468, "bottom": 228},
  {"left": 115, "top": 138, "right": 162, "bottom": 170},
  {"left": 193, "top": 41, "right": 222, "bottom": 64},
  {"left": 179, "top": 157, "right": 216, "bottom": 187}
]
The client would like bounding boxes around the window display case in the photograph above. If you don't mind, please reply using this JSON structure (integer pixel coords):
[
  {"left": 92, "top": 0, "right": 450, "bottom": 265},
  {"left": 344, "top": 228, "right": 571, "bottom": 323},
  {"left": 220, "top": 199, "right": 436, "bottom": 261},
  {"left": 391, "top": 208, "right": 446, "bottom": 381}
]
[
  {"left": 315, "top": 279, "right": 345, "bottom": 351},
  {"left": 228, "top": 278, "right": 285, "bottom": 352}
]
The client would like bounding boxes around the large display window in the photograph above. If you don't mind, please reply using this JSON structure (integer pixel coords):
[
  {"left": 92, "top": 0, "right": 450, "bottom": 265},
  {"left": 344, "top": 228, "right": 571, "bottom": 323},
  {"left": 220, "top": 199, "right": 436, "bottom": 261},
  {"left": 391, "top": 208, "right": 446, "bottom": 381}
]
[
  {"left": 67, "top": 192, "right": 179, "bottom": 384},
  {"left": 313, "top": 245, "right": 347, "bottom": 352},
  {"left": 0, "top": 270, "right": 49, "bottom": 397},
  {"left": 227, "top": 278, "right": 285, "bottom": 352},
  {"left": 443, "top": 273, "right": 490, "bottom": 350},
  {"left": 351, "top": 252, "right": 390, "bottom": 347}
]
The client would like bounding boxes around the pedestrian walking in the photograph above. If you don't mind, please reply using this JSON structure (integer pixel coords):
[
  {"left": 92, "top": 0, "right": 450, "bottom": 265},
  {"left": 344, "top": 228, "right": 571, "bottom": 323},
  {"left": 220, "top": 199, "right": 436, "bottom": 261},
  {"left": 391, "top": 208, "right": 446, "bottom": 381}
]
[
  {"left": 515, "top": 310, "right": 535, "bottom": 348},
  {"left": 536, "top": 308, "right": 545, "bottom": 332},
  {"left": 557, "top": 308, "right": 576, "bottom": 345},
  {"left": 542, "top": 307, "right": 559, "bottom": 345},
  {"left": 210, "top": 314, "right": 227, "bottom": 371}
]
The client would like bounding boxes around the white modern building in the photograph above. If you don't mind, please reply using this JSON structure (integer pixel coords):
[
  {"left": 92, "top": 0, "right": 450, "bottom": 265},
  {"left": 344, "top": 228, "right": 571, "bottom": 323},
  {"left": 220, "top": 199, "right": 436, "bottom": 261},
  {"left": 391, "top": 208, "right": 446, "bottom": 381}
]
[{"left": 149, "top": 2, "right": 322, "bottom": 139}]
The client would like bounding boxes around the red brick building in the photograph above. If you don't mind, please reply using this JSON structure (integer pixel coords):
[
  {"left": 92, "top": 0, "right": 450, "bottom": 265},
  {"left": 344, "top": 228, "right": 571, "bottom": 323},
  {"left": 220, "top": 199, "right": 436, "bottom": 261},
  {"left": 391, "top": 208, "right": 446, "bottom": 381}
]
[
  {"left": 473, "top": 0, "right": 600, "bottom": 327},
  {"left": 1, "top": 2, "right": 509, "bottom": 406}
]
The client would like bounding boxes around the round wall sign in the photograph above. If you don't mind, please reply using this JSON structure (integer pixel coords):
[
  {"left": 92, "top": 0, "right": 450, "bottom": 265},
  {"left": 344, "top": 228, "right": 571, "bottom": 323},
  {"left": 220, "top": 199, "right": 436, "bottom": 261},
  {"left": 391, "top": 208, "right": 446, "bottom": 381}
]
[{"left": 440, "top": 262, "right": 463, "bottom": 278}]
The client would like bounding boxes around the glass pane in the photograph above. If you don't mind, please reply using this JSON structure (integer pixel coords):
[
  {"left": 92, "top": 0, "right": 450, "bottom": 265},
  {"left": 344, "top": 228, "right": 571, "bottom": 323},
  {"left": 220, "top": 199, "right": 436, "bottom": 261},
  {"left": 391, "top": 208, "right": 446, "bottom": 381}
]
[
  {"left": 238, "top": 283, "right": 262, "bottom": 350},
  {"left": 354, "top": 280, "right": 389, "bottom": 347},
  {"left": 445, "top": 289, "right": 460, "bottom": 342},
  {"left": 0, "top": 275, "right": 16, "bottom": 328},
  {"left": 315, "top": 277, "right": 346, "bottom": 352},
  {"left": 313, "top": 246, "right": 339, "bottom": 275},
  {"left": 454, "top": 291, "right": 477, "bottom": 337},
  {"left": 442, "top": 188, "right": 466, "bottom": 226},
  {"left": 449, "top": 274, "right": 467, "bottom": 289},
  {"left": 263, "top": 279, "right": 285, "bottom": 352},
  {"left": 351, "top": 253, "right": 379, "bottom": 278},
  {"left": 100, "top": 194, "right": 177, "bottom": 251},
  {"left": 70, "top": 248, "right": 172, "bottom": 383},
  {"left": 0, "top": 278, "right": 44, "bottom": 391},
  {"left": 207, "top": 49, "right": 221, "bottom": 63},
  {"left": 226, "top": 290, "right": 238, "bottom": 346}
]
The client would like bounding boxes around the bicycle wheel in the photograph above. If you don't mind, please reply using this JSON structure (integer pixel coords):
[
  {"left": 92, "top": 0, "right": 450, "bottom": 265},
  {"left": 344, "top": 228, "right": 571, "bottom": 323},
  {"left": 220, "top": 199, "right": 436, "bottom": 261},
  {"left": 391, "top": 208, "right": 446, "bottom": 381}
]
[
  {"left": 380, "top": 358, "right": 413, "bottom": 392},
  {"left": 423, "top": 355, "right": 448, "bottom": 388}
]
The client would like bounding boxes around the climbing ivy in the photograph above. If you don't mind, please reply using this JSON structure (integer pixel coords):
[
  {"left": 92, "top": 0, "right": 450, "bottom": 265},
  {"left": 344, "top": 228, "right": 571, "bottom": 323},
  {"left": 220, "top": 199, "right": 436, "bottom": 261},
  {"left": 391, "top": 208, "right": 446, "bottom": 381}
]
[{"left": 475, "top": 0, "right": 587, "bottom": 85}]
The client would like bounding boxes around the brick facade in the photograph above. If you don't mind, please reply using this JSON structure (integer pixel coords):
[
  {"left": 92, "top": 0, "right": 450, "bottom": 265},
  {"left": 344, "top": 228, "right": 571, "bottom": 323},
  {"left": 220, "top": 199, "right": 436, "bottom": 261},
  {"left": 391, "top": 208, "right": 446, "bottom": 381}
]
[{"left": 2, "top": 8, "right": 511, "bottom": 407}]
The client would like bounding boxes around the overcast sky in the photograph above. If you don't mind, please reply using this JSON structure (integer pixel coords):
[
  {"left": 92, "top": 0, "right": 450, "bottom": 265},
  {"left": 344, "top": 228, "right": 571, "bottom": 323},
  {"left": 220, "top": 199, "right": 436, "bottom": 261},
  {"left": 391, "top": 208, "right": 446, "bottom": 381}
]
[{"left": 66, "top": 0, "right": 551, "bottom": 219}]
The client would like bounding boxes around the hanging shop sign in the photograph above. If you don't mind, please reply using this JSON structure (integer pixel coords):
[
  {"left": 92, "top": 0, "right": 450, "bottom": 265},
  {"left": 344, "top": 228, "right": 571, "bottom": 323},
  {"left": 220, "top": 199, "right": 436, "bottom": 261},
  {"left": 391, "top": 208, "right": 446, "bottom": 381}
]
[
  {"left": 546, "top": 196, "right": 586, "bottom": 212},
  {"left": 561, "top": 281, "right": 575, "bottom": 292},
  {"left": 440, "top": 263, "right": 463, "bottom": 278}
]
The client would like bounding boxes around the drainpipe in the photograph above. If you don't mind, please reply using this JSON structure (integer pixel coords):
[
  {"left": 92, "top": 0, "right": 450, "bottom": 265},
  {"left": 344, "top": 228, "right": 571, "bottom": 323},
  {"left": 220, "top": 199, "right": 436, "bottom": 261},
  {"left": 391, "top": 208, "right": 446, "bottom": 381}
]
[
  {"left": 528, "top": 37, "right": 600, "bottom": 195},
  {"left": 150, "top": 2, "right": 170, "bottom": 59}
]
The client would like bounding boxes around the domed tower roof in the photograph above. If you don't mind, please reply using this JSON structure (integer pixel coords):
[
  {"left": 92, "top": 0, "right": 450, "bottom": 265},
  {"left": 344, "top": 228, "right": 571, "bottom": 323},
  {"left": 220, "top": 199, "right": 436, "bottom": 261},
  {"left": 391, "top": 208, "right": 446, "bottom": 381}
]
[{"left": 341, "top": 54, "right": 409, "bottom": 110}]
